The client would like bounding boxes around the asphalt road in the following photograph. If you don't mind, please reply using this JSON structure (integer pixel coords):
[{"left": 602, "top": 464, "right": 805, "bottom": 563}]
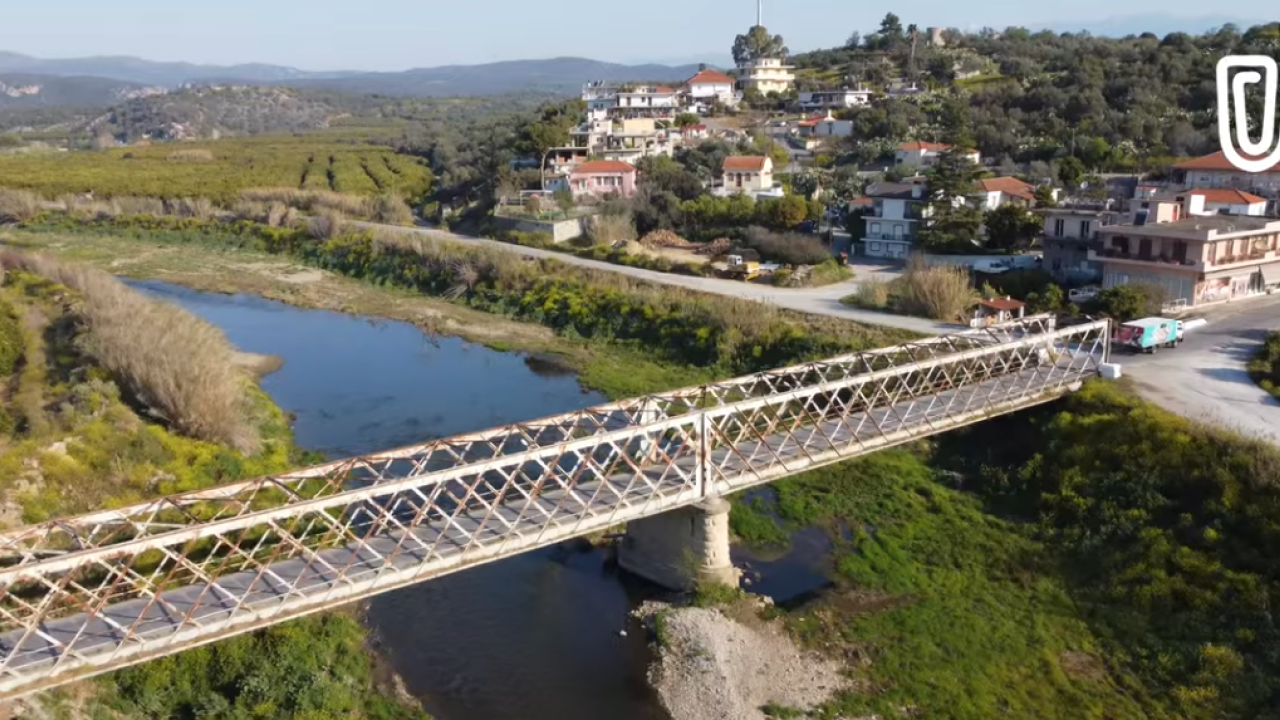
[
  {"left": 371, "top": 223, "right": 958, "bottom": 335},
  {"left": 371, "top": 221, "right": 1280, "bottom": 441},
  {"left": 1120, "top": 295, "right": 1280, "bottom": 444}
]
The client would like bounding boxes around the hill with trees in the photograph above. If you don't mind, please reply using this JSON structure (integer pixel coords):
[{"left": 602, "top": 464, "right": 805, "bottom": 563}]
[{"left": 795, "top": 18, "right": 1280, "bottom": 171}]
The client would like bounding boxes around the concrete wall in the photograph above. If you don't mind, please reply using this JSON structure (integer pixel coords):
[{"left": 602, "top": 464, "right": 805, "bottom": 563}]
[
  {"left": 494, "top": 215, "right": 589, "bottom": 244},
  {"left": 617, "top": 497, "right": 739, "bottom": 590}
]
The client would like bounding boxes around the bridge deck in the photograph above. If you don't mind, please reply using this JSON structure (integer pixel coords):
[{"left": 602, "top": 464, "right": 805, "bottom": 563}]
[
  {"left": 0, "top": 363, "right": 1076, "bottom": 673},
  {"left": 0, "top": 317, "right": 1110, "bottom": 696}
]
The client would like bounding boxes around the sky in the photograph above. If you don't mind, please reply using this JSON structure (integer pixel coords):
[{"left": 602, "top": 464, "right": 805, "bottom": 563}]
[{"left": 0, "top": 0, "right": 1267, "bottom": 71}]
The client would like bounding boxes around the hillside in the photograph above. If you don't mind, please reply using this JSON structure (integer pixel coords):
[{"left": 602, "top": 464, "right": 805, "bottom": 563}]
[
  {"left": 794, "top": 20, "right": 1280, "bottom": 167},
  {"left": 0, "top": 73, "right": 164, "bottom": 108},
  {"left": 89, "top": 86, "right": 351, "bottom": 141}
]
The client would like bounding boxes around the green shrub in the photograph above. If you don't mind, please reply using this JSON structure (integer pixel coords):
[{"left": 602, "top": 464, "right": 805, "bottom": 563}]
[
  {"left": 1248, "top": 331, "right": 1280, "bottom": 398},
  {"left": 0, "top": 296, "right": 22, "bottom": 375}
]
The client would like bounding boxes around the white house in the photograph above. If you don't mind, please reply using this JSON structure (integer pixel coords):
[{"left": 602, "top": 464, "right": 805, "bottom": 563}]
[
  {"left": 683, "top": 69, "right": 739, "bottom": 108},
  {"left": 895, "top": 140, "right": 980, "bottom": 168},
  {"left": 862, "top": 182, "right": 928, "bottom": 259},
  {"left": 721, "top": 155, "right": 774, "bottom": 194},
  {"left": 798, "top": 87, "right": 873, "bottom": 111},
  {"left": 581, "top": 82, "right": 678, "bottom": 121},
  {"left": 1174, "top": 151, "right": 1280, "bottom": 194},
  {"left": 1186, "top": 188, "right": 1268, "bottom": 216},
  {"left": 797, "top": 111, "right": 853, "bottom": 139},
  {"left": 975, "top": 176, "right": 1036, "bottom": 210},
  {"left": 733, "top": 57, "right": 795, "bottom": 96}
]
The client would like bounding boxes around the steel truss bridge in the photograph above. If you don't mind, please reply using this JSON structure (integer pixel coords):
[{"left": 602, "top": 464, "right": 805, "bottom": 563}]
[{"left": 0, "top": 316, "right": 1110, "bottom": 698}]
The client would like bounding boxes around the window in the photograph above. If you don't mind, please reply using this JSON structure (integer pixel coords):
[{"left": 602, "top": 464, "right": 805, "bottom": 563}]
[
  {"left": 870, "top": 222, "right": 882, "bottom": 236},
  {"left": 1053, "top": 218, "right": 1066, "bottom": 236},
  {"left": 1138, "top": 238, "right": 1152, "bottom": 259},
  {"left": 1173, "top": 241, "right": 1188, "bottom": 263},
  {"left": 1080, "top": 220, "right": 1092, "bottom": 237}
]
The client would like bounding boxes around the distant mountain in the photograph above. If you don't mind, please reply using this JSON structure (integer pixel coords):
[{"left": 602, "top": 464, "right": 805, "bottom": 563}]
[
  {"left": 0, "top": 51, "right": 709, "bottom": 98},
  {"left": 284, "top": 57, "right": 707, "bottom": 97},
  {"left": 0, "top": 51, "right": 354, "bottom": 86},
  {"left": 0, "top": 73, "right": 163, "bottom": 108},
  {"left": 1033, "top": 14, "right": 1270, "bottom": 38}
]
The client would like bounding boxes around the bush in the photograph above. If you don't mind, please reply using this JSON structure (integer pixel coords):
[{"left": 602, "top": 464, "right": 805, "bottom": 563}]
[
  {"left": 1248, "top": 331, "right": 1280, "bottom": 398},
  {"left": 853, "top": 277, "right": 891, "bottom": 308},
  {"left": 0, "top": 252, "right": 260, "bottom": 453},
  {"left": 741, "top": 226, "right": 830, "bottom": 265},
  {"left": 897, "top": 255, "right": 978, "bottom": 321}
]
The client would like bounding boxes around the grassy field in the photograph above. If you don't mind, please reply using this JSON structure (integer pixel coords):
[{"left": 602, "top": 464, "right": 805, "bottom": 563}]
[{"left": 0, "top": 137, "right": 432, "bottom": 203}]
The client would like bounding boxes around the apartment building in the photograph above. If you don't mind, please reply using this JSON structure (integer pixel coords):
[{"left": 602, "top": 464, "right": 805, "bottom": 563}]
[
  {"left": 1092, "top": 196, "right": 1280, "bottom": 306},
  {"left": 733, "top": 57, "right": 795, "bottom": 95},
  {"left": 1038, "top": 206, "right": 1122, "bottom": 284},
  {"left": 861, "top": 182, "right": 927, "bottom": 259},
  {"left": 1173, "top": 151, "right": 1280, "bottom": 195}
]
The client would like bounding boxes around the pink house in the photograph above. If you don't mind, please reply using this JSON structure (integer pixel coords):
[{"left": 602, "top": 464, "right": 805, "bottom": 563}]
[{"left": 569, "top": 160, "right": 638, "bottom": 199}]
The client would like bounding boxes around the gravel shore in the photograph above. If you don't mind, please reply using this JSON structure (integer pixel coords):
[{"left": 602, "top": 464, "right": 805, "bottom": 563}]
[{"left": 638, "top": 601, "right": 849, "bottom": 720}]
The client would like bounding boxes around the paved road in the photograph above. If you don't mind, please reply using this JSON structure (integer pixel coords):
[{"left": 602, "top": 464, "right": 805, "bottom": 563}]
[
  {"left": 1120, "top": 296, "right": 1280, "bottom": 444},
  {"left": 371, "top": 223, "right": 958, "bottom": 335},
  {"left": 369, "top": 222, "right": 1280, "bottom": 441}
]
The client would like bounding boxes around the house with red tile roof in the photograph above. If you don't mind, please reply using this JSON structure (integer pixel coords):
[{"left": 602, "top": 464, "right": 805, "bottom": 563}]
[
  {"left": 718, "top": 156, "right": 775, "bottom": 196},
  {"left": 895, "top": 140, "right": 980, "bottom": 168},
  {"left": 975, "top": 176, "right": 1036, "bottom": 210},
  {"left": 1174, "top": 151, "right": 1280, "bottom": 194},
  {"left": 1187, "top": 188, "right": 1269, "bottom": 216},
  {"left": 568, "top": 160, "right": 637, "bottom": 200},
  {"left": 683, "top": 69, "right": 739, "bottom": 109}
]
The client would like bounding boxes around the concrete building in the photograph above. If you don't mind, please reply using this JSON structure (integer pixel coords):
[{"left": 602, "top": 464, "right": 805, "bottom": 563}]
[
  {"left": 895, "top": 140, "right": 980, "bottom": 168},
  {"left": 720, "top": 155, "right": 774, "bottom": 194},
  {"left": 733, "top": 57, "right": 796, "bottom": 96},
  {"left": 582, "top": 82, "right": 679, "bottom": 121},
  {"left": 862, "top": 181, "right": 928, "bottom": 259},
  {"left": 1092, "top": 196, "right": 1280, "bottom": 306},
  {"left": 568, "top": 160, "right": 637, "bottom": 199},
  {"left": 797, "top": 87, "right": 873, "bottom": 111},
  {"left": 1038, "top": 206, "right": 1122, "bottom": 284},
  {"left": 1173, "top": 151, "right": 1280, "bottom": 197},
  {"left": 683, "top": 69, "right": 739, "bottom": 110}
]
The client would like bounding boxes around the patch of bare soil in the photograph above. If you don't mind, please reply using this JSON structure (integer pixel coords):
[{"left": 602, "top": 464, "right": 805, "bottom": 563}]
[{"left": 638, "top": 601, "right": 849, "bottom": 720}]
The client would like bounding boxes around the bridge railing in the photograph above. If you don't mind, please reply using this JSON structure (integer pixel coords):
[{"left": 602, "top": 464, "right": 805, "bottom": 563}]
[{"left": 0, "top": 316, "right": 1108, "bottom": 696}]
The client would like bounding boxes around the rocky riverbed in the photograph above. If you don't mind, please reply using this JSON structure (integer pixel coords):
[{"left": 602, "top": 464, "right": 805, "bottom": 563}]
[{"left": 636, "top": 599, "right": 849, "bottom": 720}]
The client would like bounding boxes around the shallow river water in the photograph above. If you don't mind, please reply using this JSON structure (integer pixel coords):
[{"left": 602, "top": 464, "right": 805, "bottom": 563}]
[{"left": 129, "top": 280, "right": 832, "bottom": 720}]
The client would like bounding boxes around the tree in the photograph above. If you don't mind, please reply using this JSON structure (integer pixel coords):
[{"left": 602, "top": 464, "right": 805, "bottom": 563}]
[
  {"left": 553, "top": 189, "right": 575, "bottom": 215},
  {"left": 1057, "top": 157, "right": 1085, "bottom": 189},
  {"left": 984, "top": 203, "right": 1041, "bottom": 251},
  {"left": 732, "top": 25, "right": 789, "bottom": 64},
  {"left": 1033, "top": 185, "right": 1058, "bottom": 208},
  {"left": 879, "top": 13, "right": 905, "bottom": 46},
  {"left": 756, "top": 195, "right": 809, "bottom": 230},
  {"left": 918, "top": 99, "right": 984, "bottom": 250},
  {"left": 846, "top": 31, "right": 862, "bottom": 49},
  {"left": 674, "top": 112, "right": 701, "bottom": 128}
]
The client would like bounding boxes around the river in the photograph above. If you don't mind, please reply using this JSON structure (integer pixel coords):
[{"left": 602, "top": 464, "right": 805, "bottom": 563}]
[{"left": 128, "top": 280, "right": 833, "bottom": 720}]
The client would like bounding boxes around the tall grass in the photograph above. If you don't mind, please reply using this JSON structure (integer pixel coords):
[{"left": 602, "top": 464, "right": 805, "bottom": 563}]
[
  {"left": 897, "top": 255, "right": 977, "bottom": 321},
  {"left": 0, "top": 251, "right": 260, "bottom": 453},
  {"left": 741, "top": 227, "right": 830, "bottom": 266},
  {"left": 586, "top": 213, "right": 637, "bottom": 246},
  {"left": 0, "top": 189, "right": 40, "bottom": 224}
]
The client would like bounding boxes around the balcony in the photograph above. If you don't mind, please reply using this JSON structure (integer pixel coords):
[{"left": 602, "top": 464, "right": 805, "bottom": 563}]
[
  {"left": 1088, "top": 247, "right": 1200, "bottom": 268},
  {"left": 864, "top": 233, "right": 913, "bottom": 243},
  {"left": 1204, "top": 249, "right": 1277, "bottom": 270}
]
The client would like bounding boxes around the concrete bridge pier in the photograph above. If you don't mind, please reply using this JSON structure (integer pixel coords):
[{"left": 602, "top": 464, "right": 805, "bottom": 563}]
[{"left": 617, "top": 496, "right": 740, "bottom": 590}]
